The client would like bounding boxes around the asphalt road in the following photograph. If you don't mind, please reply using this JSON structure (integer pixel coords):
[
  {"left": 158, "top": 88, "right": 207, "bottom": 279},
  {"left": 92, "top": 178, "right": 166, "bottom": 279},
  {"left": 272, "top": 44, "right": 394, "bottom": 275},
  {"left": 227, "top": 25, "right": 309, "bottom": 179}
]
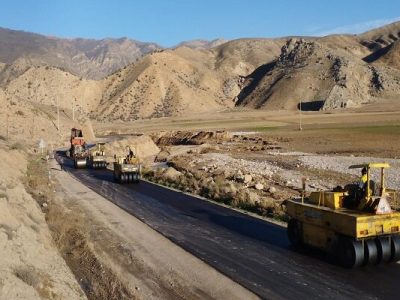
[{"left": 57, "top": 153, "right": 400, "bottom": 300}]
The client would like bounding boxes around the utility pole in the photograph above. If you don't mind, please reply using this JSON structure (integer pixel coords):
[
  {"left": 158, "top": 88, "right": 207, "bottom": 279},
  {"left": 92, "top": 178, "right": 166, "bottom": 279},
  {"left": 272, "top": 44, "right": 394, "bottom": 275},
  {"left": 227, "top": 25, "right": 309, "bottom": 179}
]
[
  {"left": 6, "top": 113, "right": 9, "bottom": 140},
  {"left": 299, "top": 99, "right": 303, "bottom": 131},
  {"left": 57, "top": 96, "right": 60, "bottom": 141},
  {"left": 32, "top": 114, "right": 35, "bottom": 138},
  {"left": 72, "top": 98, "right": 75, "bottom": 121}
]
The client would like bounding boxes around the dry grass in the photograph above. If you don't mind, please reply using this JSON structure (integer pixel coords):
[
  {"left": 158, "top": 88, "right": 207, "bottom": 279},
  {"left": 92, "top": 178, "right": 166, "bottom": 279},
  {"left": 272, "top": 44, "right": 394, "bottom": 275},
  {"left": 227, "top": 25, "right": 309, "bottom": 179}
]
[
  {"left": 25, "top": 156, "right": 135, "bottom": 300},
  {"left": 14, "top": 265, "right": 56, "bottom": 299}
]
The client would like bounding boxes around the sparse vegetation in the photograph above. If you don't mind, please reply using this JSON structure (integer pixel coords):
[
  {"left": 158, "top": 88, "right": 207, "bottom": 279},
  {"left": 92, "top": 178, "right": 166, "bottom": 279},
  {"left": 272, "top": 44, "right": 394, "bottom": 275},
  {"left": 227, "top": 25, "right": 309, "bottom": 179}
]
[
  {"left": 10, "top": 142, "right": 25, "bottom": 151},
  {"left": 143, "top": 165, "right": 287, "bottom": 220}
]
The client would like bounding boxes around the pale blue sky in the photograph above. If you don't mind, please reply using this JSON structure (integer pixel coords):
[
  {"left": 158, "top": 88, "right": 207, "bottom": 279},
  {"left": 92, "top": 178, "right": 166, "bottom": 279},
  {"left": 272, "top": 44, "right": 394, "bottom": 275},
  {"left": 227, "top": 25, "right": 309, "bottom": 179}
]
[{"left": 1, "top": 0, "right": 399, "bottom": 46}]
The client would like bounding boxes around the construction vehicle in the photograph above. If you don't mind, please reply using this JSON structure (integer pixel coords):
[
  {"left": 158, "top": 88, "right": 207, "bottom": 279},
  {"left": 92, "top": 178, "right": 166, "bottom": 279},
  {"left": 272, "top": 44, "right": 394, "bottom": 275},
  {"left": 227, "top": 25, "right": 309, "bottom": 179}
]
[
  {"left": 67, "top": 128, "right": 88, "bottom": 169},
  {"left": 286, "top": 163, "right": 400, "bottom": 268},
  {"left": 88, "top": 143, "right": 107, "bottom": 169},
  {"left": 113, "top": 147, "right": 141, "bottom": 183}
]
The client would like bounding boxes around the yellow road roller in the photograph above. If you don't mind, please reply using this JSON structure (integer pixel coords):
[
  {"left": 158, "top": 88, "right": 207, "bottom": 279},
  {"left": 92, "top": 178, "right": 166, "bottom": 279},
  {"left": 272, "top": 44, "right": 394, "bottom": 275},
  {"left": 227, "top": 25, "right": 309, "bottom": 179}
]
[
  {"left": 113, "top": 147, "right": 141, "bottom": 184},
  {"left": 88, "top": 143, "right": 107, "bottom": 169},
  {"left": 286, "top": 163, "right": 400, "bottom": 267}
]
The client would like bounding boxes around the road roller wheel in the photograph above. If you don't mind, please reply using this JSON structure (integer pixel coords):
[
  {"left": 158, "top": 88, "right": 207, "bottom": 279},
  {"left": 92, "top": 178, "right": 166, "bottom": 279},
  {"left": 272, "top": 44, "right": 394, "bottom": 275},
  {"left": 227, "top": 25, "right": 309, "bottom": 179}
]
[
  {"left": 364, "top": 239, "right": 378, "bottom": 265},
  {"left": 338, "top": 237, "right": 364, "bottom": 268},
  {"left": 376, "top": 237, "right": 391, "bottom": 263},
  {"left": 287, "top": 219, "right": 302, "bottom": 247},
  {"left": 390, "top": 235, "right": 400, "bottom": 262}
]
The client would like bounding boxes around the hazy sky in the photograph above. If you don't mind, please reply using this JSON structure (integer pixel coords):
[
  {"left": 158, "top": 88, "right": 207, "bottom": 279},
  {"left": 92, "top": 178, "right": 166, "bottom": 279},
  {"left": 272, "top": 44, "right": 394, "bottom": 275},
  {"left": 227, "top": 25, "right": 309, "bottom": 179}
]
[{"left": 1, "top": 0, "right": 399, "bottom": 46}]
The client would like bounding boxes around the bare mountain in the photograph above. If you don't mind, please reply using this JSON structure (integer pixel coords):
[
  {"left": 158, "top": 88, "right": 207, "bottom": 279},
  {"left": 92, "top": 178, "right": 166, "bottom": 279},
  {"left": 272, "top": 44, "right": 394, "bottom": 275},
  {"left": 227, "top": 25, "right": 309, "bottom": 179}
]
[
  {"left": 236, "top": 37, "right": 400, "bottom": 111},
  {"left": 175, "top": 38, "right": 227, "bottom": 49},
  {"left": 375, "top": 40, "right": 400, "bottom": 69},
  {"left": 2, "top": 21, "right": 400, "bottom": 133},
  {"left": 91, "top": 39, "right": 285, "bottom": 121},
  {"left": 359, "top": 21, "right": 400, "bottom": 51},
  {"left": 0, "top": 62, "right": 102, "bottom": 143},
  {"left": 0, "top": 27, "right": 161, "bottom": 79}
]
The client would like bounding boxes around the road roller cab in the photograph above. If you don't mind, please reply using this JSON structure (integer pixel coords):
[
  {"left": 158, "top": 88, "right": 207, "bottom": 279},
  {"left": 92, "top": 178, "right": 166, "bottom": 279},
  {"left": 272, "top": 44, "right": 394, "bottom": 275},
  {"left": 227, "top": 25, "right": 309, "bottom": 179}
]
[{"left": 286, "top": 163, "right": 400, "bottom": 268}]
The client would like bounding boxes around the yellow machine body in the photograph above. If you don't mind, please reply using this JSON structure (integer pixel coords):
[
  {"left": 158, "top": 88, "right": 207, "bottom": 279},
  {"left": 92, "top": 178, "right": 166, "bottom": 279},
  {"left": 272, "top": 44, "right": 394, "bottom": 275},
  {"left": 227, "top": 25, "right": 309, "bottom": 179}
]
[
  {"left": 88, "top": 143, "right": 107, "bottom": 169},
  {"left": 286, "top": 162, "right": 400, "bottom": 267},
  {"left": 286, "top": 198, "right": 400, "bottom": 249},
  {"left": 113, "top": 147, "right": 141, "bottom": 183}
]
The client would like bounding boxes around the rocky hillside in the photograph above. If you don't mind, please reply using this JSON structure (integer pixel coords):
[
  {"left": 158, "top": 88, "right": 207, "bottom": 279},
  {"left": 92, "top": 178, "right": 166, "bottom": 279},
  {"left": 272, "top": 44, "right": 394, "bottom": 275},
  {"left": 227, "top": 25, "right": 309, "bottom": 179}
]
[
  {"left": 236, "top": 22, "right": 400, "bottom": 111},
  {"left": 0, "top": 27, "right": 161, "bottom": 79},
  {"left": 0, "top": 63, "right": 100, "bottom": 144}
]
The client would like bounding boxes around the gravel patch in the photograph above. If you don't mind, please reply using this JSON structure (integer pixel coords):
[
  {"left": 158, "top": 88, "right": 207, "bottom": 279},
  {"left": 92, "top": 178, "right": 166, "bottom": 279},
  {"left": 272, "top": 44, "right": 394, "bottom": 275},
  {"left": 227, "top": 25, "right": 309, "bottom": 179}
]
[{"left": 300, "top": 155, "right": 400, "bottom": 189}]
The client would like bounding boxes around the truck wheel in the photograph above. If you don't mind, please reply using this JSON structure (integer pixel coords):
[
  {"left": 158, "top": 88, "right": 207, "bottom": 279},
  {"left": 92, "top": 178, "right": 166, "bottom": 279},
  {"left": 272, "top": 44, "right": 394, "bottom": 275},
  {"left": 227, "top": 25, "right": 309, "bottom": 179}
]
[
  {"left": 338, "top": 237, "right": 364, "bottom": 268},
  {"left": 364, "top": 239, "right": 378, "bottom": 265},
  {"left": 376, "top": 237, "right": 391, "bottom": 263},
  {"left": 390, "top": 236, "right": 400, "bottom": 262},
  {"left": 287, "top": 219, "right": 302, "bottom": 247}
]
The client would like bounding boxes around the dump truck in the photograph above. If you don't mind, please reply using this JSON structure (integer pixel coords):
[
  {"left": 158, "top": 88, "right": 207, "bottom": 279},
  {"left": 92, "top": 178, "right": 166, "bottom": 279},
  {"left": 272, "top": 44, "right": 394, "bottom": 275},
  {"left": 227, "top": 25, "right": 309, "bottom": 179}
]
[
  {"left": 286, "top": 163, "right": 400, "bottom": 268},
  {"left": 113, "top": 147, "right": 141, "bottom": 183},
  {"left": 67, "top": 128, "right": 88, "bottom": 168},
  {"left": 88, "top": 143, "right": 107, "bottom": 169}
]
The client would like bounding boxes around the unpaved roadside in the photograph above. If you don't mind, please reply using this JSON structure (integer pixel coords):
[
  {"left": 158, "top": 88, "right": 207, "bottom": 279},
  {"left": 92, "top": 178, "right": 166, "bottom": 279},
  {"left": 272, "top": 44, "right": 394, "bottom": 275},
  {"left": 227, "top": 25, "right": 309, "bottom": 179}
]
[{"left": 49, "top": 158, "right": 258, "bottom": 300}]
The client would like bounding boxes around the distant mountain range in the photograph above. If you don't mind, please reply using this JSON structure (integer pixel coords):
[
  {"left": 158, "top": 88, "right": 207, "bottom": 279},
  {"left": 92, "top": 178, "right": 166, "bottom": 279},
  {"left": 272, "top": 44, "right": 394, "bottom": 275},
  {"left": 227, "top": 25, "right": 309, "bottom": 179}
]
[
  {"left": 0, "top": 27, "right": 232, "bottom": 80},
  {"left": 0, "top": 27, "right": 161, "bottom": 79},
  {"left": 1, "top": 22, "right": 400, "bottom": 138}
]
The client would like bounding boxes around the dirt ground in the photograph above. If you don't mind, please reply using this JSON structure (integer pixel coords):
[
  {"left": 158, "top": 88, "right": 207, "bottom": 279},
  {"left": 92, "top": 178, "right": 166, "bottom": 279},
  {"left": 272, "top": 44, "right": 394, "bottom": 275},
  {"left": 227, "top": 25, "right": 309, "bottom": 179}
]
[{"left": 136, "top": 110, "right": 400, "bottom": 219}]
